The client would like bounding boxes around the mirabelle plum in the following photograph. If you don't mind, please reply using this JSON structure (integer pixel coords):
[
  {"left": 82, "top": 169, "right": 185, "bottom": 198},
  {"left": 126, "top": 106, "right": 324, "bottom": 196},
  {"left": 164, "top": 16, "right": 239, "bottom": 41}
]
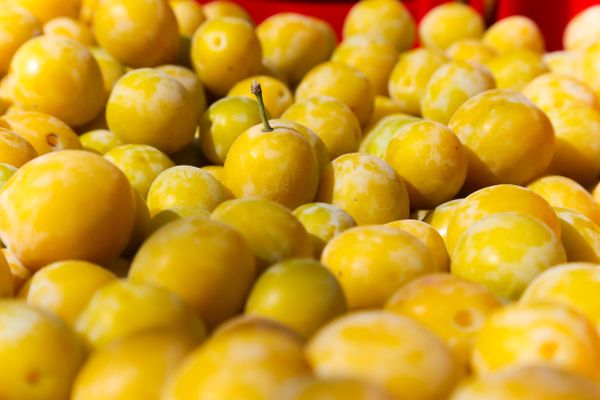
[
  {"left": 343, "top": 0, "right": 416, "bottom": 52},
  {"left": 544, "top": 50, "right": 585, "bottom": 80},
  {"left": 88, "top": 47, "right": 125, "bottom": 99},
  {"left": 487, "top": 50, "right": 548, "bottom": 90},
  {"left": 446, "top": 39, "right": 497, "bottom": 66},
  {"left": 0, "top": 5, "right": 41, "bottom": 76},
  {"left": 202, "top": 0, "right": 252, "bottom": 23},
  {"left": 317, "top": 153, "right": 409, "bottom": 225},
  {"left": 582, "top": 43, "right": 600, "bottom": 98},
  {"left": 419, "top": 3, "right": 484, "bottom": 50},
  {"left": 307, "top": 311, "right": 457, "bottom": 400},
  {"left": 555, "top": 208, "right": 600, "bottom": 263},
  {"left": 483, "top": 16, "right": 545, "bottom": 54},
  {"left": 228, "top": 76, "right": 292, "bottom": 118},
  {"left": 43, "top": 17, "right": 94, "bottom": 46},
  {"left": 448, "top": 89, "right": 554, "bottom": 191},
  {"left": 451, "top": 212, "right": 566, "bottom": 300},
  {"left": 472, "top": 303, "right": 600, "bottom": 381},
  {"left": 522, "top": 73, "right": 597, "bottom": 112},
  {"left": 424, "top": 199, "right": 463, "bottom": 247},
  {"left": 279, "top": 377, "right": 395, "bottom": 400},
  {"left": 156, "top": 64, "right": 207, "bottom": 122},
  {"left": 359, "top": 113, "right": 419, "bottom": 158},
  {"left": 0, "top": 127, "right": 36, "bottom": 167},
  {"left": 0, "top": 163, "right": 16, "bottom": 190},
  {"left": 564, "top": 5, "right": 600, "bottom": 51},
  {"left": 79, "top": 129, "right": 122, "bottom": 154},
  {"left": 364, "top": 95, "right": 407, "bottom": 132},
  {"left": 4, "top": 0, "right": 80, "bottom": 23},
  {"left": 169, "top": 0, "right": 205, "bottom": 37}
]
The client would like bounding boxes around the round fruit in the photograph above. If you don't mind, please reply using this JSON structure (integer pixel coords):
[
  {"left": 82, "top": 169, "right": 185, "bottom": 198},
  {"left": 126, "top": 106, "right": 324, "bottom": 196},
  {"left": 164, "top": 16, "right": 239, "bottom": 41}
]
[
  {"left": 279, "top": 377, "right": 395, "bottom": 400},
  {"left": 419, "top": 3, "right": 484, "bottom": 50},
  {"left": 322, "top": 225, "right": 433, "bottom": 309},
  {"left": 424, "top": 199, "right": 463, "bottom": 246},
  {"left": 472, "top": 303, "right": 600, "bottom": 380},
  {"left": 89, "top": 47, "right": 126, "bottom": 99},
  {"left": 446, "top": 39, "right": 497, "bottom": 65},
  {"left": 317, "top": 153, "right": 409, "bottom": 225},
  {"left": 0, "top": 250, "right": 12, "bottom": 298},
  {"left": 199, "top": 96, "right": 261, "bottom": 164},
  {"left": 147, "top": 206, "right": 210, "bottom": 236},
  {"left": 544, "top": 50, "right": 584, "bottom": 80},
  {"left": 343, "top": 0, "right": 416, "bottom": 52},
  {"left": 384, "top": 120, "right": 467, "bottom": 209},
  {"left": 93, "top": 0, "right": 180, "bottom": 67},
  {"left": 72, "top": 329, "right": 201, "bottom": 400},
  {"left": 23, "top": 260, "right": 117, "bottom": 326},
  {"left": 307, "top": 311, "right": 457, "bottom": 400},
  {"left": 10, "top": 35, "right": 104, "bottom": 127},
  {"left": 296, "top": 61, "right": 375, "bottom": 126},
  {"left": 257, "top": 13, "right": 336, "bottom": 85},
  {"left": 202, "top": 0, "right": 252, "bottom": 22},
  {"left": 564, "top": 5, "right": 600, "bottom": 51},
  {"left": 293, "top": 202, "right": 356, "bottom": 257},
  {"left": 0, "top": 150, "right": 135, "bottom": 270},
  {"left": 450, "top": 365, "right": 600, "bottom": 400},
  {"left": 163, "top": 316, "right": 311, "bottom": 400},
  {"left": 105, "top": 144, "right": 174, "bottom": 198},
  {"left": 228, "top": 76, "right": 293, "bottom": 118},
  {"left": 0, "top": 5, "right": 41, "bottom": 76},
  {"left": 4, "top": 0, "right": 80, "bottom": 23},
  {"left": 212, "top": 198, "right": 313, "bottom": 271},
  {"left": 522, "top": 73, "right": 597, "bottom": 112},
  {"left": 246, "top": 258, "right": 346, "bottom": 338},
  {"left": 386, "top": 220, "right": 450, "bottom": 272},
  {"left": 0, "top": 163, "right": 16, "bottom": 190},
  {"left": 282, "top": 96, "right": 362, "bottom": 160},
  {"left": 452, "top": 212, "right": 566, "bottom": 300},
  {"left": 130, "top": 217, "right": 256, "bottom": 328},
  {"left": 43, "top": 17, "right": 94, "bottom": 46},
  {"left": 487, "top": 50, "right": 548, "bottom": 90},
  {"left": 365, "top": 95, "right": 408, "bottom": 131},
  {"left": 386, "top": 273, "right": 501, "bottom": 368},
  {"left": 156, "top": 64, "right": 207, "bottom": 121},
  {"left": 448, "top": 89, "right": 554, "bottom": 191},
  {"left": 332, "top": 35, "right": 399, "bottom": 96},
  {"left": 0, "top": 127, "right": 36, "bottom": 167},
  {"left": 170, "top": 0, "right": 205, "bottom": 37},
  {"left": 388, "top": 48, "right": 448, "bottom": 116},
  {"left": 191, "top": 17, "right": 262, "bottom": 96},
  {"left": 555, "top": 208, "right": 600, "bottom": 263},
  {"left": 446, "top": 184, "right": 561, "bottom": 255},
  {"left": 107, "top": 69, "right": 197, "bottom": 154},
  {"left": 76, "top": 280, "right": 205, "bottom": 348},
  {"left": 80, "top": 129, "right": 123, "bottom": 155},
  {"left": 359, "top": 113, "right": 419, "bottom": 158},
  {"left": 528, "top": 175, "right": 600, "bottom": 226},
  {"left": 483, "top": 16, "right": 545, "bottom": 54},
  {"left": 421, "top": 61, "right": 495, "bottom": 124}
]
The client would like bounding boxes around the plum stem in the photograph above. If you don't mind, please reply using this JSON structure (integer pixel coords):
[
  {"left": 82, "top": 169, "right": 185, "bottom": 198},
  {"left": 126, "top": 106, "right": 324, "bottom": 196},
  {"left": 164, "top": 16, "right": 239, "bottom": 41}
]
[{"left": 251, "top": 80, "right": 273, "bottom": 132}]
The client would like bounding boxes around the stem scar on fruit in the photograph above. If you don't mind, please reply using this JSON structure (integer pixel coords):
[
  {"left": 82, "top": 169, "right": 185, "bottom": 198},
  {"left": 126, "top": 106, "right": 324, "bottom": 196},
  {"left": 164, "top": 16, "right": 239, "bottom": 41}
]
[{"left": 251, "top": 80, "right": 273, "bottom": 132}]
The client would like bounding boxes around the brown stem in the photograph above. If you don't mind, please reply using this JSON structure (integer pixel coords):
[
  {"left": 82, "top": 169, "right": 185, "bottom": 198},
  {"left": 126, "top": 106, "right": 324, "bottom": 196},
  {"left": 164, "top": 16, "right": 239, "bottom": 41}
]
[{"left": 251, "top": 80, "right": 273, "bottom": 132}]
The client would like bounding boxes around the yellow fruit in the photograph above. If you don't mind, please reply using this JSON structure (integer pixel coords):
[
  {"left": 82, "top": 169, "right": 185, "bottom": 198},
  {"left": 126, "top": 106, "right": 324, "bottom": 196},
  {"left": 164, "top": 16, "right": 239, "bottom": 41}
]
[
  {"left": 43, "top": 16, "right": 94, "bottom": 45},
  {"left": 452, "top": 212, "right": 565, "bottom": 300},
  {"left": 487, "top": 50, "right": 548, "bottom": 90},
  {"left": 386, "top": 220, "right": 450, "bottom": 272},
  {"left": 317, "top": 153, "right": 409, "bottom": 225},
  {"left": 76, "top": 279, "right": 205, "bottom": 348},
  {"left": 279, "top": 377, "right": 395, "bottom": 400},
  {"left": 2, "top": 248, "right": 30, "bottom": 291},
  {"left": 0, "top": 127, "right": 36, "bottom": 167},
  {"left": 130, "top": 217, "right": 256, "bottom": 328},
  {"left": 555, "top": 208, "right": 600, "bottom": 263},
  {"left": 156, "top": 64, "right": 207, "bottom": 120},
  {"left": 89, "top": 47, "right": 126, "bottom": 99},
  {"left": 0, "top": 150, "right": 135, "bottom": 270},
  {"left": 388, "top": 48, "right": 448, "bottom": 115},
  {"left": 10, "top": 35, "right": 104, "bottom": 127},
  {"left": 384, "top": 120, "right": 467, "bottom": 208},
  {"left": 419, "top": 3, "right": 484, "bottom": 50},
  {"left": 483, "top": 16, "right": 545, "bottom": 54},
  {"left": 282, "top": 96, "right": 362, "bottom": 160},
  {"left": 170, "top": 0, "right": 205, "bottom": 37},
  {"left": 450, "top": 365, "right": 600, "bottom": 400},
  {"left": 164, "top": 316, "right": 311, "bottom": 400},
  {"left": 365, "top": 95, "right": 408, "bottom": 131},
  {"left": 386, "top": 273, "right": 501, "bottom": 368},
  {"left": 212, "top": 198, "right": 313, "bottom": 271},
  {"left": 257, "top": 13, "right": 336, "bottom": 85},
  {"left": 359, "top": 113, "right": 419, "bottom": 158},
  {"left": 146, "top": 166, "right": 232, "bottom": 217},
  {"left": 343, "top": 0, "right": 416, "bottom": 52},
  {"left": 564, "top": 5, "right": 600, "bottom": 51},
  {"left": 0, "top": 162, "right": 16, "bottom": 189},
  {"left": 80, "top": 129, "right": 123, "bottom": 154},
  {"left": 293, "top": 202, "right": 356, "bottom": 257},
  {"left": 4, "top": 0, "right": 80, "bottom": 23},
  {"left": 246, "top": 258, "right": 346, "bottom": 338},
  {"left": 421, "top": 61, "right": 495, "bottom": 124},
  {"left": 202, "top": 0, "right": 252, "bottom": 23},
  {"left": 147, "top": 206, "right": 209, "bottom": 236},
  {"left": 522, "top": 262, "right": 600, "bottom": 333},
  {"left": 223, "top": 119, "right": 319, "bottom": 210},
  {"left": 107, "top": 69, "right": 197, "bottom": 154},
  {"left": 446, "top": 184, "right": 561, "bottom": 255},
  {"left": 522, "top": 73, "right": 597, "bottom": 112},
  {"left": 449, "top": 89, "right": 554, "bottom": 190},
  {"left": 307, "top": 311, "right": 457, "bottom": 400},
  {"left": 332, "top": 35, "right": 399, "bottom": 96},
  {"left": 296, "top": 61, "right": 375, "bottom": 126},
  {"left": 201, "top": 165, "right": 225, "bottom": 182},
  {"left": 104, "top": 144, "right": 174, "bottom": 198},
  {"left": 583, "top": 43, "right": 600, "bottom": 97},
  {"left": 472, "top": 303, "right": 600, "bottom": 381},
  {"left": 72, "top": 329, "right": 201, "bottom": 400},
  {"left": 122, "top": 190, "right": 151, "bottom": 256},
  {"left": 1, "top": 110, "right": 81, "bottom": 155},
  {"left": 199, "top": 96, "right": 261, "bottom": 164},
  {"left": 322, "top": 225, "right": 433, "bottom": 309},
  {"left": 23, "top": 260, "right": 116, "bottom": 326},
  {"left": 191, "top": 17, "right": 262, "bottom": 96},
  {"left": 93, "top": 0, "right": 179, "bottom": 67},
  {"left": 424, "top": 199, "right": 463, "bottom": 247},
  {"left": 528, "top": 175, "right": 600, "bottom": 226},
  {"left": 0, "top": 300, "right": 86, "bottom": 400},
  {"left": 544, "top": 50, "right": 585, "bottom": 80},
  {"left": 0, "top": 5, "right": 41, "bottom": 76},
  {"left": 446, "top": 39, "right": 497, "bottom": 66},
  {"left": 228, "top": 76, "right": 293, "bottom": 118},
  {"left": 0, "top": 249, "right": 12, "bottom": 297}
]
